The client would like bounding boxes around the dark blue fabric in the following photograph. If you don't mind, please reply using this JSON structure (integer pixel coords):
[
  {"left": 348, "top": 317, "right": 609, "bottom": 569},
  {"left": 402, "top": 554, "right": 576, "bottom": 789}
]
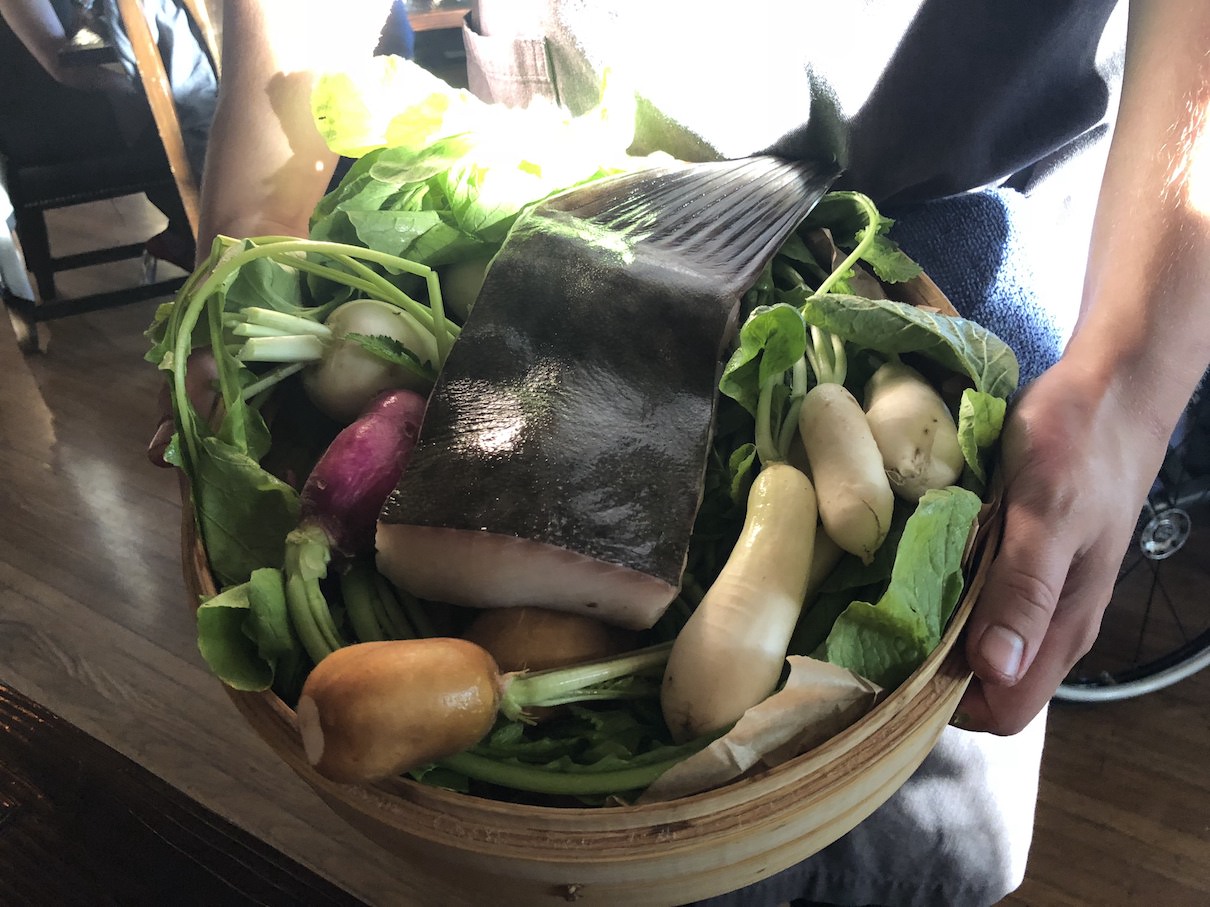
[
  {"left": 376, "top": 0, "right": 416, "bottom": 59},
  {"left": 886, "top": 190, "right": 1069, "bottom": 389},
  {"left": 762, "top": 0, "right": 1123, "bottom": 206},
  {"left": 94, "top": 0, "right": 218, "bottom": 180}
]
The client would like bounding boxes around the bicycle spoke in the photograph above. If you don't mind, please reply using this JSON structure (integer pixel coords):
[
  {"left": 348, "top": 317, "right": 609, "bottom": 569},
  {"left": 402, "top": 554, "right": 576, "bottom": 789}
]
[
  {"left": 1128, "top": 559, "right": 1163, "bottom": 665},
  {"left": 1152, "top": 570, "right": 1192, "bottom": 643}
]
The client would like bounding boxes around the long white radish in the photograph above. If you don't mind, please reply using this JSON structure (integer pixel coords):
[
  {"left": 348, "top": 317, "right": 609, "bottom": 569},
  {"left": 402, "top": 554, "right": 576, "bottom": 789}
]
[
  {"left": 798, "top": 382, "right": 894, "bottom": 564},
  {"left": 661, "top": 463, "right": 818, "bottom": 743},
  {"left": 804, "top": 526, "right": 845, "bottom": 603},
  {"left": 864, "top": 361, "right": 963, "bottom": 501}
]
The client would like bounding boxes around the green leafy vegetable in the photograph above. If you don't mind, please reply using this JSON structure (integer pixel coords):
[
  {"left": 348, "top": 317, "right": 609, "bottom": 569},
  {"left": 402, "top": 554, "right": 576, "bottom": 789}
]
[
  {"left": 196, "top": 567, "right": 304, "bottom": 693},
  {"left": 151, "top": 237, "right": 449, "bottom": 588},
  {"left": 719, "top": 303, "right": 808, "bottom": 417},
  {"left": 958, "top": 388, "right": 1008, "bottom": 489},
  {"left": 801, "top": 191, "right": 923, "bottom": 284},
  {"left": 797, "top": 293, "right": 1020, "bottom": 399},
  {"left": 438, "top": 703, "right": 712, "bottom": 801},
  {"left": 306, "top": 58, "right": 643, "bottom": 301},
  {"left": 823, "top": 487, "right": 983, "bottom": 688},
  {"left": 190, "top": 434, "right": 301, "bottom": 587},
  {"left": 788, "top": 503, "right": 916, "bottom": 658},
  {"left": 310, "top": 55, "right": 636, "bottom": 165}
]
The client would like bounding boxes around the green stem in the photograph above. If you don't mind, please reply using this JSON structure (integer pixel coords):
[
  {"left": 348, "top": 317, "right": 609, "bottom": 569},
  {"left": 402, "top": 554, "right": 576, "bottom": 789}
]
[
  {"left": 340, "top": 561, "right": 387, "bottom": 643},
  {"left": 776, "top": 356, "right": 809, "bottom": 459},
  {"left": 805, "top": 325, "right": 847, "bottom": 386},
  {"left": 526, "top": 679, "right": 662, "bottom": 707},
  {"left": 206, "top": 289, "right": 246, "bottom": 451},
  {"left": 791, "top": 190, "right": 873, "bottom": 391},
  {"left": 370, "top": 575, "right": 416, "bottom": 640},
  {"left": 240, "top": 307, "right": 333, "bottom": 338},
  {"left": 831, "top": 332, "right": 848, "bottom": 386},
  {"left": 498, "top": 643, "right": 672, "bottom": 721},
  {"left": 230, "top": 323, "right": 288, "bottom": 339},
  {"left": 278, "top": 256, "right": 391, "bottom": 304},
  {"left": 439, "top": 750, "right": 689, "bottom": 797},
  {"left": 377, "top": 574, "right": 435, "bottom": 638},
  {"left": 811, "top": 191, "right": 881, "bottom": 298},
  {"left": 238, "top": 335, "right": 326, "bottom": 363},
  {"left": 327, "top": 252, "right": 456, "bottom": 347},
  {"left": 424, "top": 268, "right": 452, "bottom": 364},
  {"left": 240, "top": 362, "right": 307, "bottom": 402},
  {"left": 285, "top": 570, "right": 336, "bottom": 665},
  {"left": 284, "top": 526, "right": 347, "bottom": 659},
  {"left": 754, "top": 378, "right": 782, "bottom": 466}
]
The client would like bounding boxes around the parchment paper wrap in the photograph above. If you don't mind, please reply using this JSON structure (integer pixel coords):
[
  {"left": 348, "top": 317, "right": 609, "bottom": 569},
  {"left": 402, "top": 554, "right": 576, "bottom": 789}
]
[{"left": 639, "top": 656, "right": 881, "bottom": 802}]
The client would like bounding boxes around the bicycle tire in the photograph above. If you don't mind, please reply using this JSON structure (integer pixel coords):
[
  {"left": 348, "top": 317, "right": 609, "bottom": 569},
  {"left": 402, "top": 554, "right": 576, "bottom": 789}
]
[{"left": 1055, "top": 633, "right": 1210, "bottom": 702}]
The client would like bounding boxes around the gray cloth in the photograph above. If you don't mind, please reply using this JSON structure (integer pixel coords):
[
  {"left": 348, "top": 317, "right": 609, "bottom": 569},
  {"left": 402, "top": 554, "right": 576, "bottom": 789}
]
[{"left": 693, "top": 713, "right": 1047, "bottom": 907}]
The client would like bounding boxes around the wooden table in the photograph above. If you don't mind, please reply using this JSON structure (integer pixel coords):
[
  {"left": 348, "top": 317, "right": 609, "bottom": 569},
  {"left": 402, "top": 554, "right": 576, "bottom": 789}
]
[{"left": 0, "top": 684, "right": 365, "bottom": 905}]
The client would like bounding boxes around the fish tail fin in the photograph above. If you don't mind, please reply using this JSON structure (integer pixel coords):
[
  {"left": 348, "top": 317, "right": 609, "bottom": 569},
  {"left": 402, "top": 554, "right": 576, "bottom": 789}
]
[{"left": 541, "top": 156, "right": 840, "bottom": 296}]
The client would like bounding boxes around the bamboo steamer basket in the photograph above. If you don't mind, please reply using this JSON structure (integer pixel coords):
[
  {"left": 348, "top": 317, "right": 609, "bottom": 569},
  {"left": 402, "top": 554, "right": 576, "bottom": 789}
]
[{"left": 179, "top": 270, "right": 1003, "bottom": 907}]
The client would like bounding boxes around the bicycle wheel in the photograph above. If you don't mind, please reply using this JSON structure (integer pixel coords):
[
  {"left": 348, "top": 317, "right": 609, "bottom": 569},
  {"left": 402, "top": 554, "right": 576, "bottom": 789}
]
[{"left": 1055, "top": 400, "right": 1210, "bottom": 703}]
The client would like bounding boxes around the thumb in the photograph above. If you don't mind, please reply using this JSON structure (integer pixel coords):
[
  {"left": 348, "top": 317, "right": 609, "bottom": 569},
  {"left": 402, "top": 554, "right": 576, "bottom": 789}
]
[{"left": 966, "top": 502, "right": 1074, "bottom": 687}]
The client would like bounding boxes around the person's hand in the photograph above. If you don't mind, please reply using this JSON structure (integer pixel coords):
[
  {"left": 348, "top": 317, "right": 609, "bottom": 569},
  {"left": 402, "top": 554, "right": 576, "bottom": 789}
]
[{"left": 958, "top": 358, "right": 1173, "bottom": 734}]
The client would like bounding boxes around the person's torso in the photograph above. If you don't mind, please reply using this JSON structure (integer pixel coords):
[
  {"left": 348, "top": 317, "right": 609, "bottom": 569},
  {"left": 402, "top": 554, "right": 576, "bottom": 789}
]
[{"left": 493, "top": 0, "right": 1125, "bottom": 204}]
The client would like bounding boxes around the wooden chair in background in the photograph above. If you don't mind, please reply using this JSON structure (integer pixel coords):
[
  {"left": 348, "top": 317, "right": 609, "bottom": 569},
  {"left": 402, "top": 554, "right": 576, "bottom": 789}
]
[{"left": 0, "top": 0, "right": 217, "bottom": 352}]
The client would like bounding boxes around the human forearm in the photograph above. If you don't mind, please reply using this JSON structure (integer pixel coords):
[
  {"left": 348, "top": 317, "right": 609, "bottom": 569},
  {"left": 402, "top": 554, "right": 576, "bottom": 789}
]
[
  {"left": 961, "top": 0, "right": 1210, "bottom": 735},
  {"left": 197, "top": 0, "right": 394, "bottom": 252},
  {"left": 0, "top": 0, "right": 71, "bottom": 78},
  {"left": 1063, "top": 0, "right": 1210, "bottom": 438}
]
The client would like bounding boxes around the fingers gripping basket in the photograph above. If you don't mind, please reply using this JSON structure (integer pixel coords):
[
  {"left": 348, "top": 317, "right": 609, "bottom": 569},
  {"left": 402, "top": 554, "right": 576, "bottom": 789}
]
[{"left": 179, "top": 272, "right": 1003, "bottom": 907}]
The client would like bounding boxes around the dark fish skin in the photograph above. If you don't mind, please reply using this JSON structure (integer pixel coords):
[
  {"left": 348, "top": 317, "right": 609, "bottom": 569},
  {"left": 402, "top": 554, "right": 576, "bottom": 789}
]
[
  {"left": 384, "top": 222, "right": 727, "bottom": 578},
  {"left": 378, "top": 157, "right": 838, "bottom": 627}
]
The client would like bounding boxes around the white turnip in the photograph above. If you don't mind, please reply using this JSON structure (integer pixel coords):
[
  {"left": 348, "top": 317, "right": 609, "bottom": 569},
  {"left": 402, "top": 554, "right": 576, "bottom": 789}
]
[
  {"left": 236, "top": 299, "right": 439, "bottom": 423},
  {"left": 863, "top": 360, "right": 963, "bottom": 501},
  {"left": 439, "top": 255, "right": 492, "bottom": 321}
]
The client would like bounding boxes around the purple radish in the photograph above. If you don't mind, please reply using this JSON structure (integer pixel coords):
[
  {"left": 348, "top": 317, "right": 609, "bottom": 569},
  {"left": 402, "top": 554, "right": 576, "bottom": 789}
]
[
  {"left": 285, "top": 388, "right": 428, "bottom": 664},
  {"left": 301, "top": 388, "right": 428, "bottom": 560}
]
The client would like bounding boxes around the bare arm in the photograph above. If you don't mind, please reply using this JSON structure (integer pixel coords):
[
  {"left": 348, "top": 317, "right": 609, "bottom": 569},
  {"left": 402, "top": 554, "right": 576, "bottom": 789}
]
[
  {"left": 0, "top": 0, "right": 69, "bottom": 75},
  {"left": 962, "top": 0, "right": 1210, "bottom": 733},
  {"left": 197, "top": 0, "right": 394, "bottom": 252},
  {"left": 147, "top": 0, "right": 392, "bottom": 466},
  {"left": 0, "top": 0, "right": 126, "bottom": 90}
]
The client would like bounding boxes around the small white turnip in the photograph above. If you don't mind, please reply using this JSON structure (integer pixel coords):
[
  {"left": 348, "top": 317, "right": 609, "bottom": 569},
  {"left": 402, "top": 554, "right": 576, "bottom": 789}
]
[
  {"left": 301, "top": 299, "right": 439, "bottom": 423},
  {"left": 863, "top": 361, "right": 964, "bottom": 501}
]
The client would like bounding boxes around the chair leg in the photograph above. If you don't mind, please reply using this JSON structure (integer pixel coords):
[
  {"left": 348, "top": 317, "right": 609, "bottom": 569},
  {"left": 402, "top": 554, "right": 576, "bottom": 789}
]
[
  {"left": 142, "top": 249, "right": 159, "bottom": 285},
  {"left": 4, "top": 292, "right": 41, "bottom": 353},
  {"left": 12, "top": 206, "right": 57, "bottom": 300}
]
